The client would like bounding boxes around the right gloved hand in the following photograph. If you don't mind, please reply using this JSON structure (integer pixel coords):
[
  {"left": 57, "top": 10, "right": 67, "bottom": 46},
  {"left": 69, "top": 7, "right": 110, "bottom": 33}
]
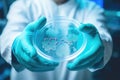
[
  {"left": 12, "top": 16, "right": 59, "bottom": 72},
  {"left": 67, "top": 23, "right": 104, "bottom": 70}
]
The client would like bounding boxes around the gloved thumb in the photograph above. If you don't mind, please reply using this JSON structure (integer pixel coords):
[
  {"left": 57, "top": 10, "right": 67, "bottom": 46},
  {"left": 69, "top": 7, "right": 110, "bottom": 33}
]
[
  {"left": 79, "top": 23, "right": 98, "bottom": 37},
  {"left": 24, "top": 16, "right": 46, "bottom": 32}
]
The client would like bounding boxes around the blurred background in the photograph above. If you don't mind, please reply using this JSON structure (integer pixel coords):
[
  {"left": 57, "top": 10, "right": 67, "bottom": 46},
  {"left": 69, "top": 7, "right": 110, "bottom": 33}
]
[{"left": 0, "top": 0, "right": 120, "bottom": 80}]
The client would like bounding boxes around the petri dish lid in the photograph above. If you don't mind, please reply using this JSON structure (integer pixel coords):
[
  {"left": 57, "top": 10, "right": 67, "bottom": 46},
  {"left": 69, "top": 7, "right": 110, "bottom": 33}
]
[{"left": 33, "top": 16, "right": 87, "bottom": 62}]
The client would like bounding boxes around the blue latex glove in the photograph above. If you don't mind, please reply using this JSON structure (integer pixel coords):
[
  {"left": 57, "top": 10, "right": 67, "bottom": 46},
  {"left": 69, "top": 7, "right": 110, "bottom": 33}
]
[
  {"left": 67, "top": 23, "right": 104, "bottom": 70},
  {"left": 12, "top": 16, "right": 59, "bottom": 72}
]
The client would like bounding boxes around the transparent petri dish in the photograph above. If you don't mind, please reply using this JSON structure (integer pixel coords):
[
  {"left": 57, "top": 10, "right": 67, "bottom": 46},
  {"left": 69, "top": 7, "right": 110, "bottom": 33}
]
[{"left": 33, "top": 17, "right": 87, "bottom": 62}]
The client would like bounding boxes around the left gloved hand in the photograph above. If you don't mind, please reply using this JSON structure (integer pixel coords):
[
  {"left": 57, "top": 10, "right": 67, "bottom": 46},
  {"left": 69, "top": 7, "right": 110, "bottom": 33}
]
[
  {"left": 12, "top": 16, "right": 59, "bottom": 72},
  {"left": 67, "top": 23, "right": 104, "bottom": 70}
]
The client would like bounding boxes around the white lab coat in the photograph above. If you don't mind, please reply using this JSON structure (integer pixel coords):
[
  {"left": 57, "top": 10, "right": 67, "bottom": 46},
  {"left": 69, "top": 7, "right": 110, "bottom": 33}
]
[{"left": 0, "top": 0, "right": 112, "bottom": 80}]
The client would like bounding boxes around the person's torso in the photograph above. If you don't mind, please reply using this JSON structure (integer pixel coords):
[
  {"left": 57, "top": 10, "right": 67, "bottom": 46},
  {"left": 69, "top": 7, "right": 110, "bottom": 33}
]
[{"left": 11, "top": 0, "right": 98, "bottom": 80}]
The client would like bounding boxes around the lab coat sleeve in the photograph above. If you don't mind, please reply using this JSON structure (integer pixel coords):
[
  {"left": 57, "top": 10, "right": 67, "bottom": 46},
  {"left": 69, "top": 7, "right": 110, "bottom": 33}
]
[
  {"left": 0, "top": 0, "right": 31, "bottom": 71},
  {"left": 83, "top": 2, "right": 113, "bottom": 71}
]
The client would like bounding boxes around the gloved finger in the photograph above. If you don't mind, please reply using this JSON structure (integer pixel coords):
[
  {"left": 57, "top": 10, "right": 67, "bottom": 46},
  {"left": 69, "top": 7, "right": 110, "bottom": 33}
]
[
  {"left": 12, "top": 36, "right": 25, "bottom": 59},
  {"left": 24, "top": 16, "right": 46, "bottom": 32},
  {"left": 22, "top": 51, "right": 58, "bottom": 68},
  {"left": 21, "top": 40, "right": 59, "bottom": 67},
  {"left": 67, "top": 45, "right": 103, "bottom": 70},
  {"left": 79, "top": 23, "right": 98, "bottom": 37},
  {"left": 33, "top": 55, "right": 59, "bottom": 67},
  {"left": 68, "top": 55, "right": 103, "bottom": 70},
  {"left": 67, "top": 46, "right": 104, "bottom": 70},
  {"left": 18, "top": 35, "right": 59, "bottom": 67},
  {"left": 11, "top": 35, "right": 41, "bottom": 68},
  {"left": 18, "top": 42, "right": 58, "bottom": 68},
  {"left": 11, "top": 36, "right": 20, "bottom": 56},
  {"left": 67, "top": 35, "right": 104, "bottom": 69},
  {"left": 28, "top": 67, "right": 55, "bottom": 72},
  {"left": 26, "top": 65, "right": 55, "bottom": 72},
  {"left": 19, "top": 57, "right": 56, "bottom": 72},
  {"left": 21, "top": 35, "right": 37, "bottom": 58},
  {"left": 17, "top": 45, "right": 57, "bottom": 70},
  {"left": 20, "top": 58, "right": 56, "bottom": 71},
  {"left": 67, "top": 23, "right": 80, "bottom": 42},
  {"left": 13, "top": 40, "right": 37, "bottom": 67}
]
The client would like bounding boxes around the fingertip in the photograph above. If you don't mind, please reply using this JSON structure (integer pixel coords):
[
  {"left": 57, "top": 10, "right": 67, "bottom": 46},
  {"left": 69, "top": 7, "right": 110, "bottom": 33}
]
[
  {"left": 47, "top": 60, "right": 59, "bottom": 66},
  {"left": 35, "top": 16, "right": 47, "bottom": 30},
  {"left": 38, "top": 16, "right": 47, "bottom": 24},
  {"left": 24, "top": 16, "right": 47, "bottom": 32}
]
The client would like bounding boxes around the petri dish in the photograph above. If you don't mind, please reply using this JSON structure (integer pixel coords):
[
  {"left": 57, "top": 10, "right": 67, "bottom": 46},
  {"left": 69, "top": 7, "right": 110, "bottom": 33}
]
[{"left": 33, "top": 17, "right": 87, "bottom": 62}]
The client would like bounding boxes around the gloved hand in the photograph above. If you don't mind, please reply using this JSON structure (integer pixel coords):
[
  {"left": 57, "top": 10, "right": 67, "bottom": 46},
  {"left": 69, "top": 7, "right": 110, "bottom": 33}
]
[
  {"left": 67, "top": 23, "right": 104, "bottom": 70},
  {"left": 12, "top": 16, "right": 59, "bottom": 72}
]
